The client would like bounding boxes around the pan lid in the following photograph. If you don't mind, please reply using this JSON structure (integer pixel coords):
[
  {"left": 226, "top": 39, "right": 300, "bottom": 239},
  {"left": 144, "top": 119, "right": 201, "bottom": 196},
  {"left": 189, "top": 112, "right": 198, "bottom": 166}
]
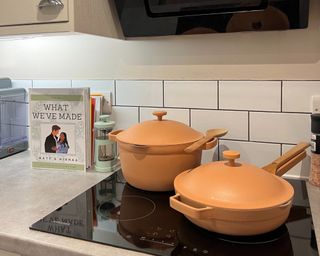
[
  {"left": 116, "top": 111, "right": 203, "bottom": 146},
  {"left": 174, "top": 151, "right": 294, "bottom": 210}
]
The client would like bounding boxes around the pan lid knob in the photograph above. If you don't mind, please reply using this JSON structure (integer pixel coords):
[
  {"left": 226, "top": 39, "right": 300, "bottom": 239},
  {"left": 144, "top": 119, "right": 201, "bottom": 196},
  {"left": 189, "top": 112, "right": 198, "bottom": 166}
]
[
  {"left": 153, "top": 111, "right": 167, "bottom": 121},
  {"left": 223, "top": 150, "right": 240, "bottom": 167}
]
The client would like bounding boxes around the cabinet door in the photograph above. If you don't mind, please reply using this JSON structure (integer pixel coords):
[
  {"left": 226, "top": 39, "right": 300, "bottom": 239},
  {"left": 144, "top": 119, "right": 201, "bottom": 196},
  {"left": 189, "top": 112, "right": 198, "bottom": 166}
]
[
  {"left": 0, "top": 249, "right": 21, "bottom": 256},
  {"left": 0, "top": 0, "right": 69, "bottom": 26}
]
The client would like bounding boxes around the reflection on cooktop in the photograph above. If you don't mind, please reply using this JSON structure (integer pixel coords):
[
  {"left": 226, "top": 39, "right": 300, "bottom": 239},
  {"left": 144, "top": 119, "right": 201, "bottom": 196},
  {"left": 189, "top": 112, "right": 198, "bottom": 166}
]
[{"left": 30, "top": 171, "right": 318, "bottom": 256}]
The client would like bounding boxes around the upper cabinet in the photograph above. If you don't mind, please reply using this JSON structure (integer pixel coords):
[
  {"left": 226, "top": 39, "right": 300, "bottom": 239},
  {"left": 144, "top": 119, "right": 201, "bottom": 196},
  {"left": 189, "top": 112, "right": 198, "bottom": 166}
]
[
  {"left": 0, "top": 0, "right": 123, "bottom": 39},
  {"left": 0, "top": 0, "right": 69, "bottom": 26}
]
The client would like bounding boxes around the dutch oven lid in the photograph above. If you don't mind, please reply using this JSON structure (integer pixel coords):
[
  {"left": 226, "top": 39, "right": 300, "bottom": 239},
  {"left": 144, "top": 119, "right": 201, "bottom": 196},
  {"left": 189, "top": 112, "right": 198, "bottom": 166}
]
[
  {"left": 116, "top": 111, "right": 203, "bottom": 146},
  {"left": 174, "top": 151, "right": 294, "bottom": 210}
]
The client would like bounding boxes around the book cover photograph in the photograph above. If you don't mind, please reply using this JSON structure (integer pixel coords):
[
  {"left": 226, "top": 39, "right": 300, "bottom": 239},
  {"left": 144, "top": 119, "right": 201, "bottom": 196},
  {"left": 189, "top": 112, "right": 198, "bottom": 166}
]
[{"left": 29, "top": 88, "right": 90, "bottom": 171}]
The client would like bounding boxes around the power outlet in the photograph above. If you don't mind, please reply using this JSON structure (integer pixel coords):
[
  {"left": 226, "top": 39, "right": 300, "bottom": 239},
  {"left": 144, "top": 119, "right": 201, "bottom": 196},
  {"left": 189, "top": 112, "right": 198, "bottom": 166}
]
[{"left": 312, "top": 95, "right": 320, "bottom": 113}]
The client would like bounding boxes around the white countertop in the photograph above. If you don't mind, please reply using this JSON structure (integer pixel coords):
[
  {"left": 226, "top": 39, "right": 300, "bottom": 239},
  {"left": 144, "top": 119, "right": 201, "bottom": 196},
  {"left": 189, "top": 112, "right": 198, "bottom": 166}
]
[
  {"left": 0, "top": 150, "right": 319, "bottom": 256},
  {"left": 0, "top": 151, "right": 149, "bottom": 256}
]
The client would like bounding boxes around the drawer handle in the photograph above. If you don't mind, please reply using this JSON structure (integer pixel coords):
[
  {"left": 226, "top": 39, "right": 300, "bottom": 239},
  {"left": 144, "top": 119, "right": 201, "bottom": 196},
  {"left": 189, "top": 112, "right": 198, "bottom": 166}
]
[{"left": 38, "top": 0, "right": 64, "bottom": 9}]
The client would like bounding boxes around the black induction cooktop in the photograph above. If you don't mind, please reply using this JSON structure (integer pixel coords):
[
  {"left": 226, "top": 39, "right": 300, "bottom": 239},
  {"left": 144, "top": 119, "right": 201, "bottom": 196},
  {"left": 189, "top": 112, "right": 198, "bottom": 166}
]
[{"left": 30, "top": 171, "right": 318, "bottom": 256}]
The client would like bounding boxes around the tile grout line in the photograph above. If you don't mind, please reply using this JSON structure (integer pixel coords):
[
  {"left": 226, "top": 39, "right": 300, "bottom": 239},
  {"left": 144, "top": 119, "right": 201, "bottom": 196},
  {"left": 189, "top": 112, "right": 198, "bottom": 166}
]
[
  {"left": 280, "top": 80, "right": 283, "bottom": 112},
  {"left": 114, "top": 80, "right": 117, "bottom": 106},
  {"left": 220, "top": 138, "right": 290, "bottom": 145},
  {"left": 217, "top": 81, "right": 220, "bottom": 110},
  {"left": 138, "top": 106, "right": 141, "bottom": 123},
  {"left": 248, "top": 111, "right": 250, "bottom": 142},
  {"left": 112, "top": 105, "right": 310, "bottom": 115},
  {"left": 217, "top": 109, "right": 310, "bottom": 114},
  {"left": 162, "top": 80, "right": 165, "bottom": 108},
  {"left": 217, "top": 140, "right": 220, "bottom": 161},
  {"left": 112, "top": 79, "right": 320, "bottom": 82},
  {"left": 115, "top": 104, "right": 203, "bottom": 110}
]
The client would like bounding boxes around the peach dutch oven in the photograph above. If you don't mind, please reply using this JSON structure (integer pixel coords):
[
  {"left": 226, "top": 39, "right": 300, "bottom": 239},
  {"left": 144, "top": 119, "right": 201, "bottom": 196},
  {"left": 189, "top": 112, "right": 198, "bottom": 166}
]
[{"left": 109, "top": 111, "right": 227, "bottom": 191}]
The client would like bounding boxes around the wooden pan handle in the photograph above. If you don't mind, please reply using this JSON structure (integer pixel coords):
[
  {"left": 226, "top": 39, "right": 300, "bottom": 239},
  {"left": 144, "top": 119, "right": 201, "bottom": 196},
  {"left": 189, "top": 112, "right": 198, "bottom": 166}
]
[
  {"left": 273, "top": 142, "right": 310, "bottom": 167},
  {"left": 275, "top": 151, "right": 307, "bottom": 177},
  {"left": 262, "top": 142, "right": 310, "bottom": 175}
]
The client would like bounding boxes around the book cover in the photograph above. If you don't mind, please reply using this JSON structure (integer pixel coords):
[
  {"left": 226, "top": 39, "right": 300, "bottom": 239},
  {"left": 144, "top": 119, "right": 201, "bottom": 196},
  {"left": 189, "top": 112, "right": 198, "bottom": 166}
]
[{"left": 29, "top": 88, "right": 90, "bottom": 171}]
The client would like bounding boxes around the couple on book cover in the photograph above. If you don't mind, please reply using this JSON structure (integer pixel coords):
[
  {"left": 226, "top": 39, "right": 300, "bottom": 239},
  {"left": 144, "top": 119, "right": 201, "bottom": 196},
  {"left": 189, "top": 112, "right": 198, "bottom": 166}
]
[{"left": 44, "top": 125, "right": 69, "bottom": 154}]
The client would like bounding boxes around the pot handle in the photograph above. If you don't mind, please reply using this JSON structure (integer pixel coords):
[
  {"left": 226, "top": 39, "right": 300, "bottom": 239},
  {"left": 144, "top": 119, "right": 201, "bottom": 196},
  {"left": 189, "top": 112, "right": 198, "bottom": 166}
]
[
  {"left": 170, "top": 194, "right": 213, "bottom": 219},
  {"left": 203, "top": 137, "right": 218, "bottom": 150},
  {"left": 108, "top": 130, "right": 123, "bottom": 142},
  {"left": 184, "top": 128, "right": 228, "bottom": 153}
]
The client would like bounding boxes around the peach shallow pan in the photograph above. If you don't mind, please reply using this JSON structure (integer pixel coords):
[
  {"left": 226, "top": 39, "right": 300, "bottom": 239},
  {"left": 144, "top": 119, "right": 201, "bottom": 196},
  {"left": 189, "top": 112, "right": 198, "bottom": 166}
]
[{"left": 170, "top": 142, "right": 310, "bottom": 236}]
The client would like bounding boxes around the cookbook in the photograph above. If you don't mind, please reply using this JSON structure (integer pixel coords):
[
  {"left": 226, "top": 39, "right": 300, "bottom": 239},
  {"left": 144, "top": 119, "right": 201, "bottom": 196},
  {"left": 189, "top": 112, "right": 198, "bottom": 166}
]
[{"left": 29, "top": 88, "right": 91, "bottom": 171}]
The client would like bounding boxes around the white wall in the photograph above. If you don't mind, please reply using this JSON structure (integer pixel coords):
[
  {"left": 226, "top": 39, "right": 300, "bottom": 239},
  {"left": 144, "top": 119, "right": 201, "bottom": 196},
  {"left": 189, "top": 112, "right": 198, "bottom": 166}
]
[
  {"left": 2, "top": 1, "right": 318, "bottom": 179},
  {"left": 0, "top": 0, "right": 320, "bottom": 80}
]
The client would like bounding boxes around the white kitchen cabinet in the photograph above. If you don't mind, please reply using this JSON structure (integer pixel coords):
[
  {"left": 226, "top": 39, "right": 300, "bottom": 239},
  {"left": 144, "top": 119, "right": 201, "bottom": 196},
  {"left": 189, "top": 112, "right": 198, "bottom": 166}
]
[
  {"left": 0, "top": 0, "right": 68, "bottom": 26},
  {"left": 0, "top": 0, "right": 122, "bottom": 38}
]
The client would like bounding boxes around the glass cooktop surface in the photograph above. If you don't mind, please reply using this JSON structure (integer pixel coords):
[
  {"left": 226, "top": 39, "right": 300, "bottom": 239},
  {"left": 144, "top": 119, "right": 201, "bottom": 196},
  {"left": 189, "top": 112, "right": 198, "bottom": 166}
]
[{"left": 30, "top": 171, "right": 318, "bottom": 256}]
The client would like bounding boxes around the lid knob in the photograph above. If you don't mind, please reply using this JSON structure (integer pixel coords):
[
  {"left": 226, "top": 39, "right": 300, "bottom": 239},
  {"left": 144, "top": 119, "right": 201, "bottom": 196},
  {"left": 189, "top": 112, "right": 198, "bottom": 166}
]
[
  {"left": 223, "top": 150, "right": 240, "bottom": 167},
  {"left": 153, "top": 111, "right": 167, "bottom": 121}
]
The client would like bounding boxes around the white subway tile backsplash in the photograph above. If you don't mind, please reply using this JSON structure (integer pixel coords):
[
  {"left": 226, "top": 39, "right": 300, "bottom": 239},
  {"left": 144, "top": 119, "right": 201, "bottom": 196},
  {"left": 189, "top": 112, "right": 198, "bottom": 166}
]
[
  {"left": 11, "top": 80, "right": 32, "bottom": 90},
  {"left": 116, "top": 80, "right": 163, "bottom": 107},
  {"left": 32, "top": 80, "right": 72, "bottom": 88},
  {"left": 219, "top": 140, "right": 281, "bottom": 167},
  {"left": 219, "top": 81, "right": 281, "bottom": 111},
  {"left": 282, "top": 144, "right": 311, "bottom": 179},
  {"left": 72, "top": 80, "right": 115, "bottom": 104},
  {"left": 111, "top": 106, "right": 139, "bottom": 130},
  {"left": 283, "top": 81, "right": 320, "bottom": 113},
  {"left": 164, "top": 81, "right": 217, "bottom": 109},
  {"left": 250, "top": 112, "right": 310, "bottom": 144},
  {"left": 201, "top": 147, "right": 219, "bottom": 164},
  {"left": 19, "top": 77, "right": 318, "bottom": 179},
  {"left": 191, "top": 110, "right": 248, "bottom": 140},
  {"left": 140, "top": 108, "right": 189, "bottom": 125}
]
